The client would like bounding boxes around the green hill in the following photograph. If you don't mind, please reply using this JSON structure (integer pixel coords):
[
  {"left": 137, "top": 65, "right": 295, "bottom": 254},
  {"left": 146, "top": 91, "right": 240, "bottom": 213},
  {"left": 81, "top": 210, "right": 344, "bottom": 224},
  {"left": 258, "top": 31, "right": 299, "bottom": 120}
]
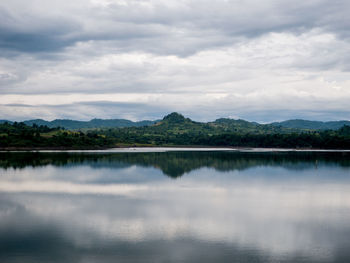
[
  {"left": 271, "top": 119, "right": 350, "bottom": 130},
  {"left": 20, "top": 118, "right": 157, "bottom": 130},
  {"left": 1, "top": 113, "right": 350, "bottom": 149},
  {"left": 0, "top": 120, "right": 13, "bottom": 124},
  {"left": 1, "top": 115, "right": 349, "bottom": 131}
]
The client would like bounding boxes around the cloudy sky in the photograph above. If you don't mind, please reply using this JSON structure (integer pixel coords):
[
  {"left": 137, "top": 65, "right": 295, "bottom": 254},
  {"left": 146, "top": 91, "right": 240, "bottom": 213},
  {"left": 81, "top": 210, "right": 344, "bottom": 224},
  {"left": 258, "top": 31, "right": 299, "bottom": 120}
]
[{"left": 0, "top": 0, "right": 349, "bottom": 122}]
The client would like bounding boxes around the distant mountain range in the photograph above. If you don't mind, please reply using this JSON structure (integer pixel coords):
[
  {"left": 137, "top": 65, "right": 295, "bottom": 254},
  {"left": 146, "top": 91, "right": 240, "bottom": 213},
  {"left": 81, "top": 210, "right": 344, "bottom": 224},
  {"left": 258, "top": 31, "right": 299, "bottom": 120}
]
[
  {"left": 0, "top": 115, "right": 349, "bottom": 131},
  {"left": 270, "top": 119, "right": 350, "bottom": 130},
  {"left": 1, "top": 113, "right": 350, "bottom": 149},
  {"left": 0, "top": 118, "right": 157, "bottom": 130}
]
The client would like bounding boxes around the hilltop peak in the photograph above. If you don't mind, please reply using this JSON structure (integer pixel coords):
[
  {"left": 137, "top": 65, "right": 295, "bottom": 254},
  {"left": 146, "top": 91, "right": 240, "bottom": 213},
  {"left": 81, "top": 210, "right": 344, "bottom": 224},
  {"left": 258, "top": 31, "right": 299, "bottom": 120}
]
[{"left": 162, "top": 112, "right": 187, "bottom": 123}]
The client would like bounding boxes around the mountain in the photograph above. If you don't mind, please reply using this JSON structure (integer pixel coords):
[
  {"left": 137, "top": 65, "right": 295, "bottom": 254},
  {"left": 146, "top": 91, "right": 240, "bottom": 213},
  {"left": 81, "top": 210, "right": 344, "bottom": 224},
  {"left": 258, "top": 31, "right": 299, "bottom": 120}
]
[
  {"left": 162, "top": 112, "right": 189, "bottom": 124},
  {"left": 157, "top": 114, "right": 350, "bottom": 133},
  {"left": 2, "top": 113, "right": 350, "bottom": 149},
  {"left": 154, "top": 113, "right": 288, "bottom": 134},
  {"left": 1, "top": 114, "right": 349, "bottom": 131},
  {"left": 21, "top": 118, "right": 157, "bottom": 130},
  {"left": 0, "top": 120, "right": 13, "bottom": 124},
  {"left": 211, "top": 118, "right": 259, "bottom": 131},
  {"left": 209, "top": 118, "right": 306, "bottom": 134},
  {"left": 271, "top": 119, "right": 350, "bottom": 130}
]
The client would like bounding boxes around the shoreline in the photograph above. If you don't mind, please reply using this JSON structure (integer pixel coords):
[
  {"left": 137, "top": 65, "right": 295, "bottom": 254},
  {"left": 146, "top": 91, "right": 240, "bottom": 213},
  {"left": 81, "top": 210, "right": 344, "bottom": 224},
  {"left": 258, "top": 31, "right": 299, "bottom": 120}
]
[{"left": 1, "top": 146, "right": 350, "bottom": 153}]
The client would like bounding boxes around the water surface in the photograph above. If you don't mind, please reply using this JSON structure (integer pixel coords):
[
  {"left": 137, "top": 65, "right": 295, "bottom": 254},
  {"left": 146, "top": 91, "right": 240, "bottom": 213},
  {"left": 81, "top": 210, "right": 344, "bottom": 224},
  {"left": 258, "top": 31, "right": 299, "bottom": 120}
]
[{"left": 0, "top": 150, "right": 350, "bottom": 262}]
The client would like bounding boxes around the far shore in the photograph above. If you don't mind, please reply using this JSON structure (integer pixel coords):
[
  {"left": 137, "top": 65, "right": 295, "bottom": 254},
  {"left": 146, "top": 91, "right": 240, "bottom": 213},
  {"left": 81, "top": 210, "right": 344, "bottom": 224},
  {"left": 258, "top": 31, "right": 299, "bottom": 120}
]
[{"left": 1, "top": 146, "right": 350, "bottom": 152}]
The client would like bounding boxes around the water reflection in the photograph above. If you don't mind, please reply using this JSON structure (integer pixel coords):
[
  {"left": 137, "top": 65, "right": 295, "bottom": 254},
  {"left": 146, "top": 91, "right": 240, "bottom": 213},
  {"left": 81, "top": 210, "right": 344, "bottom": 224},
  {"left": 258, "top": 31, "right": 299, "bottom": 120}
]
[
  {"left": 0, "top": 151, "right": 350, "bottom": 262},
  {"left": 1, "top": 151, "right": 350, "bottom": 177}
]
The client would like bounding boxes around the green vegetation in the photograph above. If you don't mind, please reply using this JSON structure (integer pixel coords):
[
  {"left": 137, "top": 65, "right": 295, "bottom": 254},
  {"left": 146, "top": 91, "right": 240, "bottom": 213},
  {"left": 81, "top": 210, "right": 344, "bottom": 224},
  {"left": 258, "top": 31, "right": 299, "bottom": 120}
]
[
  {"left": 1, "top": 115, "right": 349, "bottom": 130},
  {"left": 0, "top": 122, "right": 114, "bottom": 149},
  {"left": 1, "top": 113, "right": 350, "bottom": 149},
  {"left": 270, "top": 119, "right": 350, "bottom": 130},
  {"left": 0, "top": 118, "right": 157, "bottom": 130}
]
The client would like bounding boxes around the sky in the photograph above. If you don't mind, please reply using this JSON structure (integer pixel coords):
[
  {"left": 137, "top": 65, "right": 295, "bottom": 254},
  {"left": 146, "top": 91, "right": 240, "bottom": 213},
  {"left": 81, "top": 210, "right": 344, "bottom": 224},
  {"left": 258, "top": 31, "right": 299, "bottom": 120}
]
[{"left": 0, "top": 0, "right": 349, "bottom": 122}]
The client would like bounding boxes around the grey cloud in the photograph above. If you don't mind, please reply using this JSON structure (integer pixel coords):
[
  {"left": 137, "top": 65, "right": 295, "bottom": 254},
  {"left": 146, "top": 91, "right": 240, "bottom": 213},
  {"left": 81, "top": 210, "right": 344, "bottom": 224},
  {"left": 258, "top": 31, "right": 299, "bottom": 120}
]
[
  {"left": 0, "top": 73, "right": 15, "bottom": 80},
  {"left": 232, "top": 110, "right": 350, "bottom": 123},
  {"left": 0, "top": 0, "right": 349, "bottom": 122},
  {"left": 0, "top": 29, "right": 71, "bottom": 53},
  {"left": 0, "top": 7, "right": 80, "bottom": 54},
  {"left": 0, "top": 101, "right": 168, "bottom": 121},
  {"left": 75, "top": 101, "right": 168, "bottom": 120},
  {"left": 0, "top": 0, "right": 349, "bottom": 57},
  {"left": 2, "top": 103, "right": 34, "bottom": 107},
  {"left": 2, "top": 99, "right": 350, "bottom": 123}
]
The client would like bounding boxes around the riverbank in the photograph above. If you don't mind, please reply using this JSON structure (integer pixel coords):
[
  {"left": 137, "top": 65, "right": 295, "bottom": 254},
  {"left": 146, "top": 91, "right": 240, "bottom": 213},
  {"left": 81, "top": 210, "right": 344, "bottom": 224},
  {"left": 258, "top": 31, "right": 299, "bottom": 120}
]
[{"left": 1, "top": 146, "right": 350, "bottom": 152}]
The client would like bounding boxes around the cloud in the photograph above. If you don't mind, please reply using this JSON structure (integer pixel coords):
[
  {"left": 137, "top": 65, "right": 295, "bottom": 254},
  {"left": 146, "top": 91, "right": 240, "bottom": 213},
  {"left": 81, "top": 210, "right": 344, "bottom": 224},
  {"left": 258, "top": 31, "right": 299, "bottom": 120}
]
[
  {"left": 0, "top": 0, "right": 349, "bottom": 121},
  {"left": 1, "top": 0, "right": 349, "bottom": 56}
]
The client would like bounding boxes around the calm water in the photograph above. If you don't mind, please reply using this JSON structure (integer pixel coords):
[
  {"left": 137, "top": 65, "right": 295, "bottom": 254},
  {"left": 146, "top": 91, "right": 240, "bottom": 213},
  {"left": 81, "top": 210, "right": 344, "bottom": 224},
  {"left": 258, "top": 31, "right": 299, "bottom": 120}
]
[{"left": 0, "top": 150, "right": 350, "bottom": 262}]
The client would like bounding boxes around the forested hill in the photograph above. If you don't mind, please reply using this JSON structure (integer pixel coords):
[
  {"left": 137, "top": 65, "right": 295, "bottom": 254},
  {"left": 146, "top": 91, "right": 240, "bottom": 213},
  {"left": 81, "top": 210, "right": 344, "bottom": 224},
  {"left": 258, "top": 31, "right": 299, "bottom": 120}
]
[
  {"left": 1, "top": 114, "right": 349, "bottom": 130},
  {"left": 1, "top": 112, "right": 350, "bottom": 149},
  {"left": 0, "top": 118, "right": 157, "bottom": 130},
  {"left": 270, "top": 119, "right": 350, "bottom": 130}
]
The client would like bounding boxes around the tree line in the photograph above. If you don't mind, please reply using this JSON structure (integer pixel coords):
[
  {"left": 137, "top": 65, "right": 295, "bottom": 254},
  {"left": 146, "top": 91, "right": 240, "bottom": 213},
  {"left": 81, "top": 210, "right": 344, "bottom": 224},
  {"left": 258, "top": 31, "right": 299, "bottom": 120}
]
[{"left": 0, "top": 121, "right": 350, "bottom": 149}]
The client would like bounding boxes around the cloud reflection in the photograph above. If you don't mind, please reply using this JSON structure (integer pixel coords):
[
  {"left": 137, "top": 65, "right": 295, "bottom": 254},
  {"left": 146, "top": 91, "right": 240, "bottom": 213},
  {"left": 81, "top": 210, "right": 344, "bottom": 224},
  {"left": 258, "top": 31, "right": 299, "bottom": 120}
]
[{"left": 0, "top": 152, "right": 350, "bottom": 262}]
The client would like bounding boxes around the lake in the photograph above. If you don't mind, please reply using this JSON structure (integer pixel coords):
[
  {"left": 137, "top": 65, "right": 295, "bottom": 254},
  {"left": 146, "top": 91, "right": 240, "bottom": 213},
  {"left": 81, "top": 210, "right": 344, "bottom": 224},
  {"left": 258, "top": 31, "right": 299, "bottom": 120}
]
[{"left": 0, "top": 149, "right": 350, "bottom": 262}]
